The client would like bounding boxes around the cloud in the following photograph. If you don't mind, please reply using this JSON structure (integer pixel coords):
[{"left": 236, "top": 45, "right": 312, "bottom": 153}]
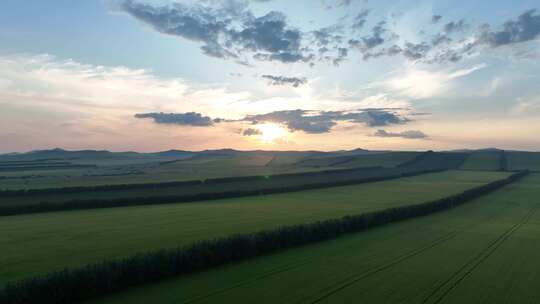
[
  {"left": 373, "top": 129, "right": 428, "bottom": 139},
  {"left": 121, "top": 2, "right": 540, "bottom": 66},
  {"left": 378, "top": 64, "right": 486, "bottom": 98},
  {"left": 443, "top": 20, "right": 466, "bottom": 34},
  {"left": 431, "top": 15, "right": 442, "bottom": 24},
  {"left": 351, "top": 9, "right": 371, "bottom": 31},
  {"left": 261, "top": 75, "right": 308, "bottom": 87},
  {"left": 244, "top": 109, "right": 409, "bottom": 133},
  {"left": 321, "top": 0, "right": 354, "bottom": 10},
  {"left": 242, "top": 128, "right": 262, "bottom": 136},
  {"left": 349, "top": 21, "right": 388, "bottom": 53},
  {"left": 121, "top": 0, "right": 311, "bottom": 64},
  {"left": 478, "top": 9, "right": 540, "bottom": 47},
  {"left": 0, "top": 53, "right": 256, "bottom": 152},
  {"left": 429, "top": 10, "right": 540, "bottom": 63},
  {"left": 134, "top": 112, "right": 219, "bottom": 126}
]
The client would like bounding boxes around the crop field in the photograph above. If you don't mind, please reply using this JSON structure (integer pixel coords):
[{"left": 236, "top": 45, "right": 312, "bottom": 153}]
[
  {"left": 295, "top": 151, "right": 421, "bottom": 168},
  {"left": 507, "top": 151, "right": 540, "bottom": 171},
  {"left": 0, "top": 150, "right": 453, "bottom": 191},
  {"left": 0, "top": 151, "right": 468, "bottom": 214},
  {"left": 0, "top": 150, "right": 363, "bottom": 190},
  {"left": 0, "top": 170, "right": 507, "bottom": 285},
  {"left": 91, "top": 173, "right": 540, "bottom": 304},
  {"left": 459, "top": 151, "right": 502, "bottom": 171}
]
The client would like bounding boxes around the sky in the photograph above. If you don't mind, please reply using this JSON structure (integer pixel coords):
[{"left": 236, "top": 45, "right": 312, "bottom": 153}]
[{"left": 0, "top": 0, "right": 540, "bottom": 153}]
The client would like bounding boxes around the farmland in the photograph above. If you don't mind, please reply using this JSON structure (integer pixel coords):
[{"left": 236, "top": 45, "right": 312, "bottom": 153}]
[
  {"left": 92, "top": 173, "right": 540, "bottom": 304},
  {"left": 1, "top": 148, "right": 539, "bottom": 304},
  {"left": 459, "top": 150, "right": 502, "bottom": 171},
  {"left": 0, "top": 149, "right": 396, "bottom": 190},
  {"left": 506, "top": 151, "right": 540, "bottom": 171},
  {"left": 0, "top": 170, "right": 506, "bottom": 285},
  {"left": 0, "top": 151, "right": 467, "bottom": 214}
]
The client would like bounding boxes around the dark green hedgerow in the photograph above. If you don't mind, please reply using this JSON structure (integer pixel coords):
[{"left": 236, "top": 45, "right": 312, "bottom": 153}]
[
  {"left": 0, "top": 166, "right": 384, "bottom": 198},
  {"left": 0, "top": 168, "right": 442, "bottom": 216},
  {"left": 0, "top": 170, "right": 528, "bottom": 304}
]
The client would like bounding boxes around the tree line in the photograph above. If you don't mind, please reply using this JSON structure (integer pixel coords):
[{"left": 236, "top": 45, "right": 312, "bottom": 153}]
[
  {"left": 0, "top": 170, "right": 528, "bottom": 304},
  {"left": 0, "top": 168, "right": 443, "bottom": 216},
  {"left": 0, "top": 166, "right": 385, "bottom": 198}
]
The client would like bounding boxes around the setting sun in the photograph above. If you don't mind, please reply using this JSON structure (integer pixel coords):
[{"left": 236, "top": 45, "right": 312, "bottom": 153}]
[{"left": 257, "top": 123, "right": 288, "bottom": 143}]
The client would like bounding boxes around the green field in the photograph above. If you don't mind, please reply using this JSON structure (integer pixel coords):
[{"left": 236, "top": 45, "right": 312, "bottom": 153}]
[
  {"left": 0, "top": 170, "right": 507, "bottom": 285},
  {"left": 459, "top": 151, "right": 501, "bottom": 171},
  {"left": 507, "top": 151, "right": 540, "bottom": 171},
  {"left": 296, "top": 152, "right": 420, "bottom": 169},
  {"left": 0, "top": 150, "right": 343, "bottom": 190},
  {"left": 91, "top": 174, "right": 540, "bottom": 304}
]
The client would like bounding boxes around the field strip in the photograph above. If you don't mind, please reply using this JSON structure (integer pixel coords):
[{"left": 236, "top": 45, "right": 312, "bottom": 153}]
[
  {"left": 178, "top": 221, "right": 437, "bottom": 304},
  {"left": 424, "top": 205, "right": 539, "bottom": 304},
  {"left": 180, "top": 259, "right": 314, "bottom": 304},
  {"left": 304, "top": 199, "right": 518, "bottom": 304},
  {"left": 307, "top": 230, "right": 460, "bottom": 304}
]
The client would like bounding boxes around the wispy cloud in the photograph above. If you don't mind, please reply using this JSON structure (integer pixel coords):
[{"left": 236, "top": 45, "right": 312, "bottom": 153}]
[
  {"left": 373, "top": 129, "right": 428, "bottom": 139},
  {"left": 374, "top": 63, "right": 486, "bottom": 99},
  {"left": 261, "top": 75, "right": 308, "bottom": 87}
]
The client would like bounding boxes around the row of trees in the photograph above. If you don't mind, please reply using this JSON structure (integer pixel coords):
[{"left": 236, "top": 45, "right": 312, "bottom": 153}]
[
  {"left": 0, "top": 150, "right": 471, "bottom": 199},
  {"left": 0, "top": 168, "right": 443, "bottom": 216},
  {"left": 0, "top": 165, "right": 385, "bottom": 198},
  {"left": 0, "top": 170, "right": 529, "bottom": 304}
]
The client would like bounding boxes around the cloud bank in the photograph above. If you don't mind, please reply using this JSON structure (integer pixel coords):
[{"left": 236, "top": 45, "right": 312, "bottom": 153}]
[
  {"left": 122, "top": 1, "right": 540, "bottom": 66},
  {"left": 135, "top": 108, "right": 411, "bottom": 135},
  {"left": 134, "top": 112, "right": 220, "bottom": 126}
]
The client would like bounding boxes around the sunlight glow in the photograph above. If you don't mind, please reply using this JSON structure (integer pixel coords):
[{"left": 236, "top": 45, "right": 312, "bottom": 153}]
[{"left": 257, "top": 123, "right": 288, "bottom": 143}]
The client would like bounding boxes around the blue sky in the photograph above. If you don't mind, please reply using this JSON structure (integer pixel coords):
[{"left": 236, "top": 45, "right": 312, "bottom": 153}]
[{"left": 0, "top": 0, "right": 539, "bottom": 152}]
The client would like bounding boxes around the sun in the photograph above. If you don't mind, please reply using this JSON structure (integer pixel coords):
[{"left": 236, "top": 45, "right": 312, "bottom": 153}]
[{"left": 257, "top": 123, "right": 288, "bottom": 143}]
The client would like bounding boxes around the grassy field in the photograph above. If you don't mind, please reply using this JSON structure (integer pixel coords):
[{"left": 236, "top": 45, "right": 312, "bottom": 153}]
[
  {"left": 0, "top": 150, "right": 349, "bottom": 190},
  {"left": 507, "top": 151, "right": 540, "bottom": 171},
  {"left": 91, "top": 173, "right": 540, "bottom": 304},
  {"left": 0, "top": 166, "right": 412, "bottom": 208},
  {"left": 0, "top": 150, "right": 432, "bottom": 191},
  {"left": 459, "top": 151, "right": 501, "bottom": 171},
  {"left": 296, "top": 152, "right": 420, "bottom": 169},
  {"left": 0, "top": 170, "right": 507, "bottom": 285}
]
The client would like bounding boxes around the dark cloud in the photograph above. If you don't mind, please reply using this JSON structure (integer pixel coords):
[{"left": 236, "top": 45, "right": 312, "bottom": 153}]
[
  {"left": 443, "top": 19, "right": 467, "bottom": 33},
  {"left": 431, "top": 33, "right": 451, "bottom": 46},
  {"left": 261, "top": 75, "right": 308, "bottom": 87},
  {"left": 333, "top": 47, "right": 349, "bottom": 65},
  {"left": 478, "top": 9, "right": 540, "bottom": 47},
  {"left": 135, "top": 108, "right": 409, "bottom": 134},
  {"left": 431, "top": 15, "right": 443, "bottom": 24},
  {"left": 134, "top": 112, "right": 218, "bottom": 126},
  {"left": 402, "top": 42, "right": 431, "bottom": 60},
  {"left": 428, "top": 10, "right": 540, "bottom": 63},
  {"left": 311, "top": 25, "right": 350, "bottom": 66},
  {"left": 322, "top": 0, "right": 354, "bottom": 10},
  {"left": 242, "top": 128, "right": 262, "bottom": 136},
  {"left": 313, "top": 25, "right": 344, "bottom": 46},
  {"left": 351, "top": 9, "right": 371, "bottom": 31},
  {"left": 373, "top": 129, "right": 428, "bottom": 139},
  {"left": 244, "top": 109, "right": 408, "bottom": 133},
  {"left": 122, "top": 0, "right": 311, "bottom": 64},
  {"left": 243, "top": 110, "right": 334, "bottom": 134},
  {"left": 123, "top": 1, "right": 539, "bottom": 66},
  {"left": 362, "top": 21, "right": 387, "bottom": 49}
]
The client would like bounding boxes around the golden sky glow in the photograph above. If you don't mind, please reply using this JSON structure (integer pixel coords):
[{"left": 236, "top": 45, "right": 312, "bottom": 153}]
[{"left": 256, "top": 123, "right": 289, "bottom": 144}]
